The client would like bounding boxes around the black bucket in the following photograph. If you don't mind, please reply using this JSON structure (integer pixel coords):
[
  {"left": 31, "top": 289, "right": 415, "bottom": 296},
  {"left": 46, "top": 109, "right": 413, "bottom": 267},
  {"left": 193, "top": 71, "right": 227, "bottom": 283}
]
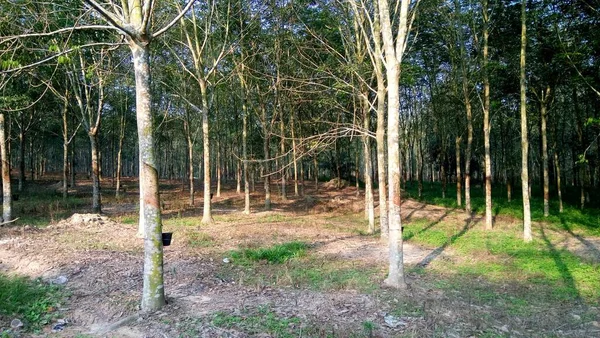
[{"left": 162, "top": 232, "right": 173, "bottom": 246}]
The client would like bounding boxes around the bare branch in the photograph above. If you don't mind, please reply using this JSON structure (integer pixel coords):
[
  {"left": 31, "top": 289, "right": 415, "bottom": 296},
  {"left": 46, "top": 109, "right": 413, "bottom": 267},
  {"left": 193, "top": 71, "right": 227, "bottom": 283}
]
[{"left": 152, "top": 0, "right": 198, "bottom": 39}]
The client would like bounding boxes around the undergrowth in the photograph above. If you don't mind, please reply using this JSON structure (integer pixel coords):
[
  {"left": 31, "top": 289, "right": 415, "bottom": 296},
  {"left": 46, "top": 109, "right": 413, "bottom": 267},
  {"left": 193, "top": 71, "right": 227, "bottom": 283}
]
[{"left": 0, "top": 274, "right": 64, "bottom": 331}]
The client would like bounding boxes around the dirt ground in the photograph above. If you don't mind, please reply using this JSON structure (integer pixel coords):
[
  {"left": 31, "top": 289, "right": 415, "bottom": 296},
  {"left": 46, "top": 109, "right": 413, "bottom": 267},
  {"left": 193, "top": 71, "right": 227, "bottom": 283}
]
[{"left": 1, "top": 180, "right": 599, "bottom": 337}]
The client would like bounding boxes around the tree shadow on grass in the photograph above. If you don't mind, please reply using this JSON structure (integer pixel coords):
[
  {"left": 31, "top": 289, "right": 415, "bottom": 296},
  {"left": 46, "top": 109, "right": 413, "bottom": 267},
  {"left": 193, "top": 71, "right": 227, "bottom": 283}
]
[
  {"left": 404, "top": 209, "right": 452, "bottom": 241},
  {"left": 540, "top": 226, "right": 582, "bottom": 301},
  {"left": 416, "top": 215, "right": 477, "bottom": 268}
]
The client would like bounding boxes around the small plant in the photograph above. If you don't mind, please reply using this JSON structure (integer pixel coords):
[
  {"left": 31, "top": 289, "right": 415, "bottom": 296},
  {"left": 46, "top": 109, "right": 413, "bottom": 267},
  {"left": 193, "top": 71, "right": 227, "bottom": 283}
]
[
  {"left": 0, "top": 274, "right": 64, "bottom": 331},
  {"left": 362, "top": 321, "right": 377, "bottom": 337}
]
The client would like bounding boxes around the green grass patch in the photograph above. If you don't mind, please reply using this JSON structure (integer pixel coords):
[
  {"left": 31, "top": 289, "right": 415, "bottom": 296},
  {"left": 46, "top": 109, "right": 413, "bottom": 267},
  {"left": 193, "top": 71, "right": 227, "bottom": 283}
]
[
  {"left": 120, "top": 215, "right": 138, "bottom": 225},
  {"left": 212, "top": 306, "right": 301, "bottom": 338},
  {"left": 0, "top": 274, "right": 64, "bottom": 330},
  {"left": 403, "top": 217, "right": 600, "bottom": 303},
  {"left": 163, "top": 217, "right": 201, "bottom": 228},
  {"left": 186, "top": 232, "right": 214, "bottom": 248},
  {"left": 230, "top": 241, "right": 308, "bottom": 264},
  {"left": 403, "top": 182, "right": 600, "bottom": 236}
]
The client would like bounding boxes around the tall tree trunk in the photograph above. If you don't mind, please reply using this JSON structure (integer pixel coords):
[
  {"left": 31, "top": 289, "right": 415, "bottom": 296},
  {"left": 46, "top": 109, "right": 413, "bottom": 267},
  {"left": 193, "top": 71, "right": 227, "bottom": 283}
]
[
  {"left": 554, "top": 151, "right": 563, "bottom": 213},
  {"left": 18, "top": 127, "right": 24, "bottom": 192},
  {"left": 541, "top": 87, "right": 550, "bottom": 217},
  {"left": 483, "top": 0, "right": 493, "bottom": 229},
  {"left": 456, "top": 136, "right": 462, "bottom": 207},
  {"left": 291, "top": 111, "right": 299, "bottom": 196},
  {"left": 314, "top": 156, "right": 319, "bottom": 193},
  {"left": 131, "top": 41, "right": 165, "bottom": 311},
  {"left": 363, "top": 94, "right": 375, "bottom": 233},
  {"left": 463, "top": 92, "right": 473, "bottom": 214},
  {"left": 62, "top": 98, "right": 69, "bottom": 199},
  {"left": 262, "top": 117, "right": 271, "bottom": 210},
  {"left": 89, "top": 132, "right": 101, "bottom": 213},
  {"left": 520, "top": 0, "right": 532, "bottom": 242},
  {"left": 116, "top": 114, "right": 125, "bottom": 198},
  {"left": 379, "top": 0, "right": 410, "bottom": 289},
  {"left": 200, "top": 79, "right": 213, "bottom": 224},
  {"left": 280, "top": 117, "right": 287, "bottom": 201},
  {"left": 373, "top": 0, "right": 388, "bottom": 239},
  {"left": 183, "top": 117, "right": 195, "bottom": 206},
  {"left": 216, "top": 139, "right": 222, "bottom": 198},
  {"left": 242, "top": 92, "right": 250, "bottom": 214},
  {"left": 0, "top": 113, "right": 11, "bottom": 222}
]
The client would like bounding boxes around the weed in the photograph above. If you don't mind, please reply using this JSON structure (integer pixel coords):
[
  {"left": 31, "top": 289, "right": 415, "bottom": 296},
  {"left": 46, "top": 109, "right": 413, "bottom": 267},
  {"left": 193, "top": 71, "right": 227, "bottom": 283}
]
[
  {"left": 0, "top": 274, "right": 64, "bottom": 330},
  {"left": 211, "top": 306, "right": 301, "bottom": 338},
  {"left": 230, "top": 241, "right": 308, "bottom": 264},
  {"left": 186, "top": 232, "right": 214, "bottom": 248}
]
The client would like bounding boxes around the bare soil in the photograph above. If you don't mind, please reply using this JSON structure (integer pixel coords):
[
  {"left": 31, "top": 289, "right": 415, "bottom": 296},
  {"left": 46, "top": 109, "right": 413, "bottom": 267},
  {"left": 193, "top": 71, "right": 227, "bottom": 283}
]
[{"left": 0, "top": 179, "right": 599, "bottom": 337}]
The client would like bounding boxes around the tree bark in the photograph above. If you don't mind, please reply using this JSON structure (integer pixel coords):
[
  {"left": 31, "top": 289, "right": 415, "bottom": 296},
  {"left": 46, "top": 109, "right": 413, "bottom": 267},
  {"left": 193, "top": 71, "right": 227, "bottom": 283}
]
[
  {"left": 280, "top": 117, "right": 287, "bottom": 201},
  {"left": 115, "top": 113, "right": 125, "bottom": 198},
  {"left": 200, "top": 79, "right": 213, "bottom": 224},
  {"left": 520, "top": 0, "right": 532, "bottom": 242},
  {"left": 62, "top": 96, "right": 70, "bottom": 199},
  {"left": 379, "top": 0, "right": 410, "bottom": 289},
  {"left": 456, "top": 136, "right": 462, "bottom": 207},
  {"left": 554, "top": 151, "right": 563, "bottom": 213},
  {"left": 540, "top": 87, "right": 550, "bottom": 217},
  {"left": 363, "top": 94, "right": 375, "bottom": 233},
  {"left": 89, "top": 132, "right": 101, "bottom": 213},
  {"left": 373, "top": 0, "right": 388, "bottom": 238},
  {"left": 483, "top": 0, "right": 493, "bottom": 229},
  {"left": 131, "top": 41, "right": 165, "bottom": 312},
  {"left": 0, "top": 113, "right": 11, "bottom": 222}
]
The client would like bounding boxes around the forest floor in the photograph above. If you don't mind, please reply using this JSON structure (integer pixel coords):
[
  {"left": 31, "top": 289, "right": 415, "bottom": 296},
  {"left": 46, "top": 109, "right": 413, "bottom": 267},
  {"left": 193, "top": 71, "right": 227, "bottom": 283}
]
[{"left": 1, "top": 178, "right": 599, "bottom": 337}]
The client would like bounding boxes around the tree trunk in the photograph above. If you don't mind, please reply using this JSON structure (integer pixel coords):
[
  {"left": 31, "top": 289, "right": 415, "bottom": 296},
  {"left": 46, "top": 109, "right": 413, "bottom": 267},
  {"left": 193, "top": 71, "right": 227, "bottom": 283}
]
[
  {"left": 89, "top": 132, "right": 101, "bottom": 213},
  {"left": 262, "top": 120, "right": 271, "bottom": 210},
  {"left": 363, "top": 95, "right": 375, "bottom": 233},
  {"left": 280, "top": 117, "right": 287, "bottom": 201},
  {"left": 200, "top": 79, "right": 213, "bottom": 224},
  {"left": 131, "top": 41, "right": 165, "bottom": 311},
  {"left": 483, "top": 0, "right": 493, "bottom": 229},
  {"left": 379, "top": 0, "right": 410, "bottom": 289},
  {"left": 216, "top": 139, "right": 222, "bottom": 198},
  {"left": 0, "top": 113, "right": 11, "bottom": 222},
  {"left": 314, "top": 156, "right": 319, "bottom": 193},
  {"left": 18, "top": 128, "right": 24, "bottom": 192},
  {"left": 456, "top": 136, "right": 462, "bottom": 207},
  {"left": 554, "top": 151, "right": 563, "bottom": 213},
  {"left": 116, "top": 114, "right": 125, "bottom": 198},
  {"left": 520, "top": 0, "right": 532, "bottom": 242},
  {"left": 463, "top": 94, "right": 473, "bottom": 214},
  {"left": 291, "top": 111, "right": 299, "bottom": 196},
  {"left": 541, "top": 87, "right": 550, "bottom": 217},
  {"left": 242, "top": 95, "right": 250, "bottom": 215},
  {"left": 62, "top": 99, "right": 69, "bottom": 199}
]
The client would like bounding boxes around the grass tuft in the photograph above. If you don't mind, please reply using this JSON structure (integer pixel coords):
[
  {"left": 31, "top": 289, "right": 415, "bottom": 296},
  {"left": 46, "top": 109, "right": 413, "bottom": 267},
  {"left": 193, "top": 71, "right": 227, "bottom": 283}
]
[{"left": 230, "top": 241, "right": 308, "bottom": 264}]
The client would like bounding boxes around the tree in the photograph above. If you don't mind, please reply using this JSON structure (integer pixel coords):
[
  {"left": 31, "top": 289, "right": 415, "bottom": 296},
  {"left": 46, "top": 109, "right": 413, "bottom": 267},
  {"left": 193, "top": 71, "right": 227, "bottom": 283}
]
[
  {"left": 378, "top": 0, "right": 415, "bottom": 289},
  {"left": 520, "top": 0, "right": 532, "bottom": 242}
]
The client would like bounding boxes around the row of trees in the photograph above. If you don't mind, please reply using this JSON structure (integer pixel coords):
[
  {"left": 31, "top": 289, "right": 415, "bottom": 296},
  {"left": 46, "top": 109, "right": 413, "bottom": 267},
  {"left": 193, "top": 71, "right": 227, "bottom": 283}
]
[{"left": 1, "top": 0, "right": 599, "bottom": 310}]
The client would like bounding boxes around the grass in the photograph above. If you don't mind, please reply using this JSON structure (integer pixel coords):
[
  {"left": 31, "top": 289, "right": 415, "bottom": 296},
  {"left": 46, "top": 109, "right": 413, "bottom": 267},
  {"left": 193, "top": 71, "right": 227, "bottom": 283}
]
[
  {"left": 0, "top": 274, "right": 64, "bottom": 331},
  {"left": 186, "top": 232, "right": 214, "bottom": 248},
  {"left": 224, "top": 241, "right": 380, "bottom": 292},
  {"left": 403, "top": 217, "right": 600, "bottom": 303},
  {"left": 211, "top": 306, "right": 301, "bottom": 338},
  {"left": 403, "top": 182, "right": 600, "bottom": 236},
  {"left": 230, "top": 241, "right": 308, "bottom": 264}
]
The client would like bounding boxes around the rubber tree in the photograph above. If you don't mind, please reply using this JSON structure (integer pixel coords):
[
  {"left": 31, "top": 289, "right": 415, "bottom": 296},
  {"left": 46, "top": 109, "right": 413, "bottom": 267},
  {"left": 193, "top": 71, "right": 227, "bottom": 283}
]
[
  {"left": 519, "top": 0, "right": 532, "bottom": 242},
  {"left": 378, "top": 0, "right": 414, "bottom": 289},
  {"left": 83, "top": 0, "right": 197, "bottom": 312}
]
